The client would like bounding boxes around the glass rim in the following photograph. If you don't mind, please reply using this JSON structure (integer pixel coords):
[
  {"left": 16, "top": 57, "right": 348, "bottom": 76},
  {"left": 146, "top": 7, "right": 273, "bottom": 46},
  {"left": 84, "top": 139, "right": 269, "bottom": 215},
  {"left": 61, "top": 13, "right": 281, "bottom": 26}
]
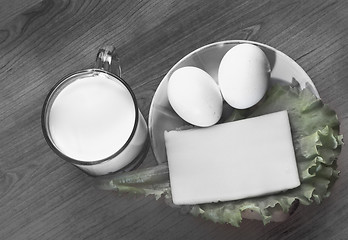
[{"left": 41, "top": 68, "right": 139, "bottom": 166}]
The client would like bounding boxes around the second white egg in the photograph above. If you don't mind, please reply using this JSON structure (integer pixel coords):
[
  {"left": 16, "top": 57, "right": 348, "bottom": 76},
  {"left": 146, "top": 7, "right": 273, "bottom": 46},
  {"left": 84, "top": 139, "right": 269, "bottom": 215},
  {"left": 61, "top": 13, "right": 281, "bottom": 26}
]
[
  {"left": 218, "top": 43, "right": 270, "bottom": 109},
  {"left": 167, "top": 66, "right": 223, "bottom": 127}
]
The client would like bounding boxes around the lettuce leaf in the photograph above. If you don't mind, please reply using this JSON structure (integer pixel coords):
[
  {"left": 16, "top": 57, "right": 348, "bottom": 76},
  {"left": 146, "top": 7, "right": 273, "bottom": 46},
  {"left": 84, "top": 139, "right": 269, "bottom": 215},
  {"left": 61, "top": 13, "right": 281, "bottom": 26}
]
[
  {"left": 95, "top": 163, "right": 171, "bottom": 200},
  {"left": 96, "top": 84, "right": 343, "bottom": 227}
]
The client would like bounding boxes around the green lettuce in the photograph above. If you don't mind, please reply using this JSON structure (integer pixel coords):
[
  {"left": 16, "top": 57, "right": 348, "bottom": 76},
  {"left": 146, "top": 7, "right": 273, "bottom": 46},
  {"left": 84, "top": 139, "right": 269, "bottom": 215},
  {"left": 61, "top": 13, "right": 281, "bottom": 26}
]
[{"left": 96, "top": 84, "right": 343, "bottom": 227}]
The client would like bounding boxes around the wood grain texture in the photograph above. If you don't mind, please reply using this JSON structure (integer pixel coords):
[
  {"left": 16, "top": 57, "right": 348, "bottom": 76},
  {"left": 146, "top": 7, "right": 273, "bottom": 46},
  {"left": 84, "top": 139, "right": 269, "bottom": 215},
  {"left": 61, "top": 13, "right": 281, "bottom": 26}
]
[{"left": 0, "top": 0, "right": 347, "bottom": 239}]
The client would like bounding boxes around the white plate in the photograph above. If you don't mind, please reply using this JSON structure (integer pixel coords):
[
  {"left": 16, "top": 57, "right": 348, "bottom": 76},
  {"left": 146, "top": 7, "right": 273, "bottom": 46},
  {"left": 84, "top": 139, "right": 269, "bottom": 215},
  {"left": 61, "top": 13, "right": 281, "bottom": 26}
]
[{"left": 148, "top": 40, "right": 319, "bottom": 164}]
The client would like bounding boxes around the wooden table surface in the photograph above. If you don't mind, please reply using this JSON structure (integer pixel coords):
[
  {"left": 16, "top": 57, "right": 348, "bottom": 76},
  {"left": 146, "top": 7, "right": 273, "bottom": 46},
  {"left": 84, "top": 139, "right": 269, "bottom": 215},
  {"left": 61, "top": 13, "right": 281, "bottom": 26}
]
[{"left": 1, "top": 0, "right": 347, "bottom": 239}]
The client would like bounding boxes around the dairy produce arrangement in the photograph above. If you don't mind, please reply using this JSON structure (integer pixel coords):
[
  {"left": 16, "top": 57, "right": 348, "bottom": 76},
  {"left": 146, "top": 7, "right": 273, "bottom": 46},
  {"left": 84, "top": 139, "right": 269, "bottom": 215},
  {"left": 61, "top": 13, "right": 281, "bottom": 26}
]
[
  {"left": 98, "top": 41, "right": 343, "bottom": 227},
  {"left": 165, "top": 43, "right": 298, "bottom": 205}
]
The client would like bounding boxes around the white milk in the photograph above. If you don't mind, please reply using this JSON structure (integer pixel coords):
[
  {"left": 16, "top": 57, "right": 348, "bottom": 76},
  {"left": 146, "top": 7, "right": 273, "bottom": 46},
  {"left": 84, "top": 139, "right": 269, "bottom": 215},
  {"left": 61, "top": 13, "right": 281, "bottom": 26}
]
[{"left": 48, "top": 72, "right": 147, "bottom": 175}]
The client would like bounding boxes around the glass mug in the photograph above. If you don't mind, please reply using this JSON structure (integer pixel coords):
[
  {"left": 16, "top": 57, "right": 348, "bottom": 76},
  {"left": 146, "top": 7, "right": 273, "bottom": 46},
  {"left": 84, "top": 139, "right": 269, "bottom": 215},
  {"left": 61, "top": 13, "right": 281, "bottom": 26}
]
[{"left": 42, "top": 46, "right": 149, "bottom": 176}]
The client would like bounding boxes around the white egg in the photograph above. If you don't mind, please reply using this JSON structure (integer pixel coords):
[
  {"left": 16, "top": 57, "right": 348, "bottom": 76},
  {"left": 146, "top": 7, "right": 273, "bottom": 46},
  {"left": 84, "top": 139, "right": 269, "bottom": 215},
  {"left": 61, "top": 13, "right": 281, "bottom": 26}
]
[
  {"left": 167, "top": 66, "right": 223, "bottom": 127},
  {"left": 218, "top": 43, "right": 270, "bottom": 109}
]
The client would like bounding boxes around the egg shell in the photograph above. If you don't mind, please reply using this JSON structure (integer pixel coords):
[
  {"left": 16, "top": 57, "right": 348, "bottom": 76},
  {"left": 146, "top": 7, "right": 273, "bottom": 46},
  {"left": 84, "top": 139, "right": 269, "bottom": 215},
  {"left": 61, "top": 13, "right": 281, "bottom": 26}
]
[
  {"left": 218, "top": 43, "right": 270, "bottom": 109},
  {"left": 167, "top": 66, "right": 223, "bottom": 127}
]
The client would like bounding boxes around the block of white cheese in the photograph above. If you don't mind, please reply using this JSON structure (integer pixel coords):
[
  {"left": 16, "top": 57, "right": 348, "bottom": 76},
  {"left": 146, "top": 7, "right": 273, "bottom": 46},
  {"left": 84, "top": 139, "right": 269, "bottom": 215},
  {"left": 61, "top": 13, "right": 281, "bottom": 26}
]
[{"left": 164, "top": 110, "right": 300, "bottom": 205}]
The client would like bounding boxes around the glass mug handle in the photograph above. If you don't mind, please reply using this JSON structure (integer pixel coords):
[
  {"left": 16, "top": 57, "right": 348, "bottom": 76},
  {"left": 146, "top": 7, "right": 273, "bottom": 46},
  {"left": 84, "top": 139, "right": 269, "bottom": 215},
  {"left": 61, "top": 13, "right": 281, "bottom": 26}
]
[{"left": 95, "top": 46, "right": 122, "bottom": 76}]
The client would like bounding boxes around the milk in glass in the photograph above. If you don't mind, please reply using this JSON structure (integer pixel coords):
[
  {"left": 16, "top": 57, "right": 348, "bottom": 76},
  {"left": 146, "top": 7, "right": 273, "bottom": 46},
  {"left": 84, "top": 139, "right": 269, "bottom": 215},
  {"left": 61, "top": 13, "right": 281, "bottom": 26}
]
[{"left": 47, "top": 72, "right": 147, "bottom": 175}]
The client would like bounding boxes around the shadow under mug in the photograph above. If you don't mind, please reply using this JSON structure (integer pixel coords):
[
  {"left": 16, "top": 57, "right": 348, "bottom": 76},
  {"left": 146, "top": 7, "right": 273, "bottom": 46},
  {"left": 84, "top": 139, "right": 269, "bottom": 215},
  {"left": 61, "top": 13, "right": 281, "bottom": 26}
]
[{"left": 42, "top": 46, "right": 149, "bottom": 176}]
